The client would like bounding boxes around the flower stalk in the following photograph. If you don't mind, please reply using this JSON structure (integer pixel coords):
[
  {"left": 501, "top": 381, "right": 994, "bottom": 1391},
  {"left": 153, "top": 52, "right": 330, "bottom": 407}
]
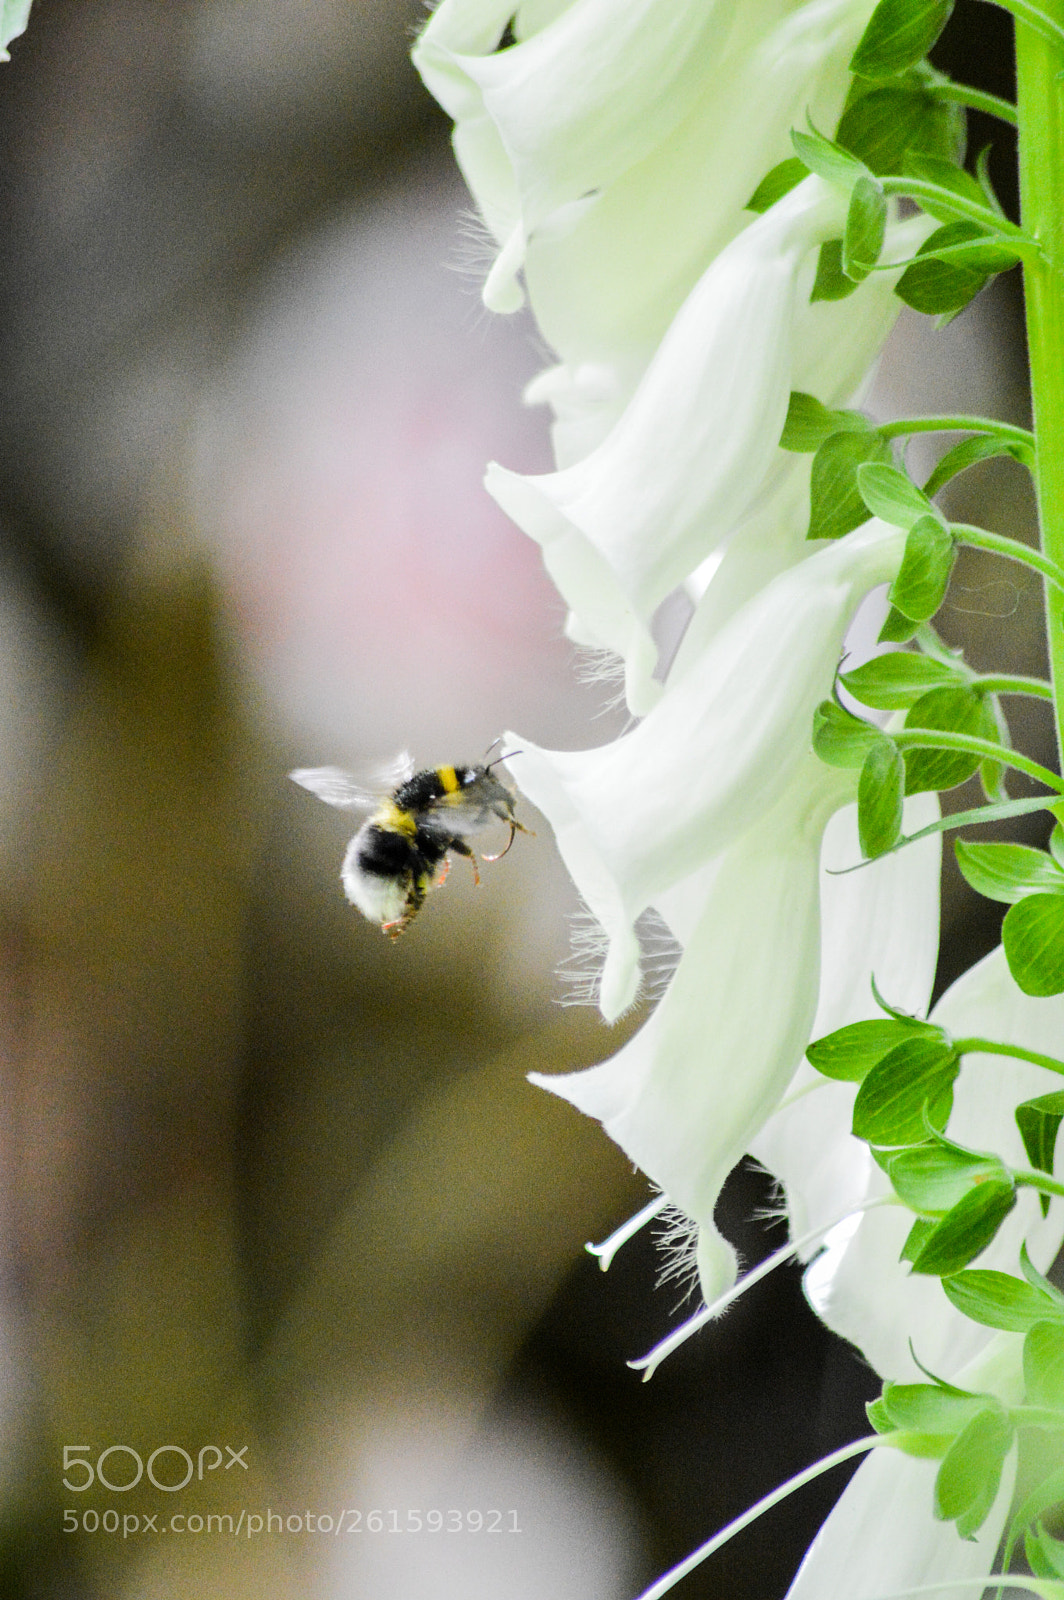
[{"left": 1017, "top": 4, "right": 1064, "bottom": 763}]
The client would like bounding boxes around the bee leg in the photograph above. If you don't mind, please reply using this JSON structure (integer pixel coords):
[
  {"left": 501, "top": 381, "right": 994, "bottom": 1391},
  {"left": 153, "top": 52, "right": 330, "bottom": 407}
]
[
  {"left": 448, "top": 837, "right": 480, "bottom": 886},
  {"left": 383, "top": 871, "right": 429, "bottom": 936}
]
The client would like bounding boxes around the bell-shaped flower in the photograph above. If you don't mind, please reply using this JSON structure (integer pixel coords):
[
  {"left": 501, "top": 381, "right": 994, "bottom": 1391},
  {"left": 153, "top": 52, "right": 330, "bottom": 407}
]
[
  {"left": 507, "top": 517, "right": 905, "bottom": 1019},
  {"left": 785, "top": 1336, "right": 1022, "bottom": 1600},
  {"left": 530, "top": 753, "right": 856, "bottom": 1303},
  {"left": 489, "top": 178, "right": 847, "bottom": 709},
  {"left": 750, "top": 793, "right": 942, "bottom": 1249},
  {"left": 412, "top": 0, "right": 741, "bottom": 312},
  {"left": 801, "top": 945, "right": 1064, "bottom": 1382},
  {"left": 522, "top": 0, "right": 879, "bottom": 375}
]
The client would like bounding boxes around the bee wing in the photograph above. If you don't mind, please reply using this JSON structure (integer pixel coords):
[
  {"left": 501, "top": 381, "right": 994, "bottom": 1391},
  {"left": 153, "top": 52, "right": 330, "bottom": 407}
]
[
  {"left": 372, "top": 748, "right": 416, "bottom": 788},
  {"left": 289, "top": 767, "right": 379, "bottom": 812},
  {"left": 289, "top": 750, "right": 416, "bottom": 812}
]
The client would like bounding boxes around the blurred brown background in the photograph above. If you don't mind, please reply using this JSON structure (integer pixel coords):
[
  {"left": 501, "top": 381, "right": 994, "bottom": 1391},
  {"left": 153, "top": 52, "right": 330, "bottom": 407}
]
[{"left": 0, "top": 2, "right": 1039, "bottom": 1597}]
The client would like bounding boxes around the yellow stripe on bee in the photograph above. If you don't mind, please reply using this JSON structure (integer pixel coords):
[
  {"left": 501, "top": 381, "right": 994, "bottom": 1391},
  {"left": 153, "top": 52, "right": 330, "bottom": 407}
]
[
  {"left": 438, "top": 765, "right": 460, "bottom": 794},
  {"left": 378, "top": 798, "right": 418, "bottom": 836}
]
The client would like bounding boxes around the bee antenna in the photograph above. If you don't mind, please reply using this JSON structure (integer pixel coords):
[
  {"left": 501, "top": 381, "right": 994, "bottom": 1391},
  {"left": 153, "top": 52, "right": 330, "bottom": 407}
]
[{"left": 486, "top": 745, "right": 520, "bottom": 772}]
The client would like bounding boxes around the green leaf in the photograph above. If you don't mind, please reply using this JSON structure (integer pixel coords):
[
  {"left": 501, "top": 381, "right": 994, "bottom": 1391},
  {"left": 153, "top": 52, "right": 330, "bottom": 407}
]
[
  {"left": 908, "top": 1179, "right": 1017, "bottom": 1276},
  {"left": 943, "top": 1269, "right": 1064, "bottom": 1332},
  {"left": 910, "top": 235, "right": 1022, "bottom": 273},
  {"left": 836, "top": 79, "right": 963, "bottom": 175},
  {"left": 901, "top": 1215, "right": 937, "bottom": 1263},
  {"left": 978, "top": 690, "right": 1009, "bottom": 805},
  {"left": 852, "top": 1034, "right": 959, "bottom": 1144},
  {"left": 779, "top": 392, "right": 865, "bottom": 452},
  {"left": 851, "top": 0, "right": 956, "bottom": 79},
  {"left": 1006, "top": 1461, "right": 1064, "bottom": 1572},
  {"left": 812, "top": 699, "right": 884, "bottom": 768},
  {"left": 843, "top": 176, "right": 887, "bottom": 281},
  {"left": 1024, "top": 1320, "right": 1064, "bottom": 1410},
  {"left": 1026, "top": 1522, "right": 1064, "bottom": 1582},
  {"left": 903, "top": 152, "right": 992, "bottom": 212},
  {"left": 841, "top": 651, "right": 967, "bottom": 709},
  {"left": 810, "top": 237, "right": 861, "bottom": 302},
  {"left": 791, "top": 126, "right": 868, "bottom": 189},
  {"left": 1017, "top": 1092, "right": 1064, "bottom": 1213},
  {"left": 807, "top": 1017, "right": 934, "bottom": 1082},
  {"left": 858, "top": 738, "right": 906, "bottom": 857},
  {"left": 888, "top": 515, "right": 957, "bottom": 622},
  {"left": 857, "top": 462, "right": 934, "bottom": 529},
  {"left": 874, "top": 1381, "right": 984, "bottom": 1437},
  {"left": 746, "top": 157, "right": 808, "bottom": 214},
  {"left": 896, "top": 223, "right": 992, "bottom": 316},
  {"left": 934, "top": 1404, "right": 1012, "bottom": 1537},
  {"left": 1021, "top": 1240, "right": 1062, "bottom": 1299},
  {"left": 809, "top": 429, "right": 893, "bottom": 540},
  {"left": 955, "top": 840, "right": 1064, "bottom": 905},
  {"left": 885, "top": 1141, "right": 1009, "bottom": 1216},
  {"left": 902, "top": 685, "right": 997, "bottom": 795},
  {"left": 923, "top": 432, "right": 1035, "bottom": 498},
  {"left": 1003, "top": 893, "right": 1064, "bottom": 997},
  {"left": 1050, "top": 823, "right": 1064, "bottom": 870},
  {"left": 878, "top": 603, "right": 921, "bottom": 644}
]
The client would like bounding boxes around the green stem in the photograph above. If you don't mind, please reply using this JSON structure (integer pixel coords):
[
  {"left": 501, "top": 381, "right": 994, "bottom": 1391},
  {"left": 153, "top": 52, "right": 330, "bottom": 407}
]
[
  {"left": 974, "top": 673, "right": 1054, "bottom": 699},
  {"left": 994, "top": 0, "right": 1064, "bottom": 54},
  {"left": 880, "top": 176, "right": 1035, "bottom": 245},
  {"left": 951, "top": 522, "right": 1064, "bottom": 590},
  {"left": 1010, "top": 1403, "right": 1064, "bottom": 1428},
  {"left": 931, "top": 81, "right": 1018, "bottom": 127},
  {"left": 1016, "top": 5, "right": 1064, "bottom": 766},
  {"left": 954, "top": 1036, "right": 1064, "bottom": 1076},
  {"left": 891, "top": 731, "right": 1064, "bottom": 792},
  {"left": 879, "top": 416, "right": 1035, "bottom": 447},
  {"left": 1015, "top": 1169, "right": 1064, "bottom": 1200}
]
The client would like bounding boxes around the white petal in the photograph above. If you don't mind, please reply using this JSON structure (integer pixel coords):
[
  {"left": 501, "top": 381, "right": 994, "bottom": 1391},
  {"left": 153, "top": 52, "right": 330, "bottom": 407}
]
[
  {"left": 806, "top": 946, "right": 1064, "bottom": 1380},
  {"left": 414, "top": 0, "right": 742, "bottom": 306},
  {"left": 785, "top": 1427, "right": 1015, "bottom": 1600},
  {"left": 750, "top": 793, "right": 942, "bottom": 1247},
  {"left": 488, "top": 179, "right": 846, "bottom": 709},
  {"left": 530, "top": 756, "right": 849, "bottom": 1299},
  {"left": 508, "top": 519, "right": 904, "bottom": 1016},
  {"left": 523, "top": 0, "right": 877, "bottom": 370}
]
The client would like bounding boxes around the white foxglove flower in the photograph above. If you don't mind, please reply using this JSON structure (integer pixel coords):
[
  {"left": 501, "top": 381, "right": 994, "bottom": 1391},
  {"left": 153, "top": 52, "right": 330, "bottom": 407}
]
[
  {"left": 802, "top": 945, "right": 1064, "bottom": 1383},
  {"left": 508, "top": 517, "right": 905, "bottom": 1018},
  {"left": 750, "top": 794, "right": 942, "bottom": 1248},
  {"left": 785, "top": 1337, "right": 1021, "bottom": 1600},
  {"left": 521, "top": 0, "right": 878, "bottom": 374},
  {"left": 412, "top": 0, "right": 741, "bottom": 312},
  {"left": 490, "top": 178, "right": 848, "bottom": 710},
  {"left": 530, "top": 753, "right": 855, "bottom": 1302}
]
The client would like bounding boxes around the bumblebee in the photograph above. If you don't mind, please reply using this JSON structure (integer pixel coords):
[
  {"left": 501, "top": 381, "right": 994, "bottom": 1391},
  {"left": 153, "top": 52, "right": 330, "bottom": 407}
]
[{"left": 290, "top": 749, "right": 529, "bottom": 937}]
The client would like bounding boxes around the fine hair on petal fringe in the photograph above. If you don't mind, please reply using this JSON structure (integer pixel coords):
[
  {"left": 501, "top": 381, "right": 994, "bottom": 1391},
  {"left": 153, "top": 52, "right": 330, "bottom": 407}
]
[
  {"left": 572, "top": 642, "right": 630, "bottom": 716},
  {"left": 557, "top": 903, "right": 680, "bottom": 1010},
  {"left": 652, "top": 1200, "right": 702, "bottom": 1310}
]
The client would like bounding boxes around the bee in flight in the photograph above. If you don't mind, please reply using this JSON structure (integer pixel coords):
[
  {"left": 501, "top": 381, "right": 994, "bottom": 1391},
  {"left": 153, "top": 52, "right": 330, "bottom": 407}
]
[{"left": 290, "top": 748, "right": 530, "bottom": 937}]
